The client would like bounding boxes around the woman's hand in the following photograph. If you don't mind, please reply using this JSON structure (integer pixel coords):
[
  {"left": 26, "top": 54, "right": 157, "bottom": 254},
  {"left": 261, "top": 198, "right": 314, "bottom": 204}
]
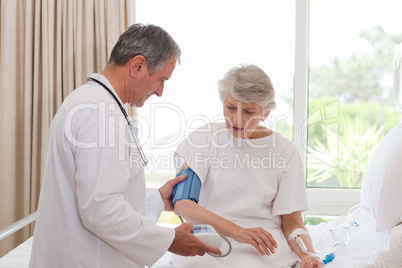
[
  {"left": 300, "top": 254, "right": 323, "bottom": 268},
  {"left": 232, "top": 226, "right": 278, "bottom": 256}
]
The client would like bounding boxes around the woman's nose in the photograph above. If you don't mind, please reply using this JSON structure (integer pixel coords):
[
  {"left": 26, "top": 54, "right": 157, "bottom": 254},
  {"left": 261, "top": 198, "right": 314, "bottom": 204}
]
[{"left": 232, "top": 111, "right": 242, "bottom": 125}]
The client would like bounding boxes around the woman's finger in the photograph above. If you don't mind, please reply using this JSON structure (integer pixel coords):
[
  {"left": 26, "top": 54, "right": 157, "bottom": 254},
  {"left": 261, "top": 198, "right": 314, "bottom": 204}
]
[{"left": 256, "top": 230, "right": 277, "bottom": 254}]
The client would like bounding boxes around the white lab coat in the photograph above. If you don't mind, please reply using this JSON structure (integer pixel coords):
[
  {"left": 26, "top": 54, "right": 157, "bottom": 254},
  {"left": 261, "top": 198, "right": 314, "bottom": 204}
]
[{"left": 30, "top": 74, "right": 175, "bottom": 268}]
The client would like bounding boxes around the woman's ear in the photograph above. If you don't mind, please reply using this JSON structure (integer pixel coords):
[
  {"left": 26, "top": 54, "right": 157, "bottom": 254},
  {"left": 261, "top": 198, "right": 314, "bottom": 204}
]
[{"left": 262, "top": 110, "right": 270, "bottom": 121}]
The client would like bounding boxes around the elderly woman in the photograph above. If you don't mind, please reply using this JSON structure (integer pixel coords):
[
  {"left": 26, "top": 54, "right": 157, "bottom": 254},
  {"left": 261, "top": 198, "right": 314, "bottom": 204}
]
[{"left": 166, "top": 65, "right": 322, "bottom": 268}]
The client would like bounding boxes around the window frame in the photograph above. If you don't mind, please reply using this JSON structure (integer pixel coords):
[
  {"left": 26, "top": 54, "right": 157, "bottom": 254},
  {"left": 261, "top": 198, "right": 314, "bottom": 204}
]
[{"left": 294, "top": 0, "right": 361, "bottom": 217}]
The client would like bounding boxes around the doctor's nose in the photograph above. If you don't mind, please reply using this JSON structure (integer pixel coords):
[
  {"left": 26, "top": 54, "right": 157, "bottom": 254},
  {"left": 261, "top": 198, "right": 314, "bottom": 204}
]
[{"left": 154, "top": 83, "right": 164, "bottom": 97}]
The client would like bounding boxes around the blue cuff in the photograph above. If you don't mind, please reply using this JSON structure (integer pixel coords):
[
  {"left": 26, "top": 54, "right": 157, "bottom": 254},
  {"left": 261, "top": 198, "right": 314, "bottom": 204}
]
[{"left": 172, "top": 168, "right": 202, "bottom": 207}]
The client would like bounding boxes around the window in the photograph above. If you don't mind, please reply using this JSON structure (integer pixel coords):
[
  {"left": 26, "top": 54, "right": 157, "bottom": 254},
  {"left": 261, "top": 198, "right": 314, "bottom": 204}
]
[
  {"left": 135, "top": 0, "right": 401, "bottom": 222},
  {"left": 303, "top": 0, "right": 401, "bottom": 216}
]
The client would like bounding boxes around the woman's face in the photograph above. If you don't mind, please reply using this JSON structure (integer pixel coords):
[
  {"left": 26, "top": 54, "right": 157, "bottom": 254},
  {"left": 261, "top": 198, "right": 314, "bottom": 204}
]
[{"left": 223, "top": 92, "right": 269, "bottom": 139}]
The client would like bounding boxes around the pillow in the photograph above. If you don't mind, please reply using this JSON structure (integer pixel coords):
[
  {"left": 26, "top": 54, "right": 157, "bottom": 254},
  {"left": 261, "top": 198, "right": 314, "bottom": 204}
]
[
  {"left": 364, "top": 222, "right": 402, "bottom": 267},
  {"left": 361, "top": 123, "right": 402, "bottom": 232}
]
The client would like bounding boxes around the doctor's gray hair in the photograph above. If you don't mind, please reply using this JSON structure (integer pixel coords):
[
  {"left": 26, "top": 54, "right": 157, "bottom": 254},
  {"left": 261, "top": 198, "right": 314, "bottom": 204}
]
[
  {"left": 108, "top": 23, "right": 181, "bottom": 75},
  {"left": 217, "top": 64, "right": 276, "bottom": 112}
]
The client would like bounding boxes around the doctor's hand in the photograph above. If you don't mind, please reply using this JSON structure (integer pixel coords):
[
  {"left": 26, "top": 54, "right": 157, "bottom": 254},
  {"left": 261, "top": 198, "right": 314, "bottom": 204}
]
[
  {"left": 168, "top": 222, "right": 222, "bottom": 257},
  {"left": 159, "top": 173, "right": 187, "bottom": 211},
  {"left": 232, "top": 226, "right": 278, "bottom": 256}
]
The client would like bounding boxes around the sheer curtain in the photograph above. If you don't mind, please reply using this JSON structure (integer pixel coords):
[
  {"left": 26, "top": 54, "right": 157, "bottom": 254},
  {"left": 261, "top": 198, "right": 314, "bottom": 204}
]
[{"left": 0, "top": 0, "right": 135, "bottom": 257}]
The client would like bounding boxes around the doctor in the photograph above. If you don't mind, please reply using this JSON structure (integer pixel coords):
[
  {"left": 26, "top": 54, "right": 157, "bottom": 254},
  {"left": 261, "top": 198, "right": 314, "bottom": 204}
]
[{"left": 29, "top": 24, "right": 221, "bottom": 268}]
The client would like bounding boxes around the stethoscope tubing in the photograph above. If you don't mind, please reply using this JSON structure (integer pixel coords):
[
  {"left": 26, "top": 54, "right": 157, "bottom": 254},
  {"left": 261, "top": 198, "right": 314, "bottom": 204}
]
[{"left": 87, "top": 77, "right": 149, "bottom": 166}]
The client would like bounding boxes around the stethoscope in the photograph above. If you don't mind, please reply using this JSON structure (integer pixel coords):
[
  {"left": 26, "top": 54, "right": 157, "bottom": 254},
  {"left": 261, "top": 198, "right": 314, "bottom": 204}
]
[{"left": 87, "top": 77, "right": 149, "bottom": 167}]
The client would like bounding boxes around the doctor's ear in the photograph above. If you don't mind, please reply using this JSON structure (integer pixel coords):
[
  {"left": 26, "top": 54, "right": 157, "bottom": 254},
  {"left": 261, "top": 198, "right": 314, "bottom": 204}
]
[{"left": 129, "top": 55, "right": 146, "bottom": 77}]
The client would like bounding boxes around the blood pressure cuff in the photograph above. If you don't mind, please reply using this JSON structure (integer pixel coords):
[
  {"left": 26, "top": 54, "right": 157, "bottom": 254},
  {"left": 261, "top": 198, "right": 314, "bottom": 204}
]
[{"left": 172, "top": 168, "right": 201, "bottom": 207}]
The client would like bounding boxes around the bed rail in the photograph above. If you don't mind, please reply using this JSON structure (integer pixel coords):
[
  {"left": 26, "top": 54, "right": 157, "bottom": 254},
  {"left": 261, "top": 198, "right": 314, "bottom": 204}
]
[{"left": 0, "top": 212, "right": 38, "bottom": 241}]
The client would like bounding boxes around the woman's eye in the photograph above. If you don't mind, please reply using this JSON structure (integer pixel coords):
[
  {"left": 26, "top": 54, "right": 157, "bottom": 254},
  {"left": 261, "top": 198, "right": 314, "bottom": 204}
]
[
  {"left": 227, "top": 106, "right": 236, "bottom": 110},
  {"left": 245, "top": 110, "right": 254, "bottom": 115}
]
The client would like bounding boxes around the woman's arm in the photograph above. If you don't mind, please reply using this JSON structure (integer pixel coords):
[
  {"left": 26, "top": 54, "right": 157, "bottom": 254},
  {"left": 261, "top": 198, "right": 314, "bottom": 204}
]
[
  {"left": 173, "top": 163, "right": 277, "bottom": 256},
  {"left": 282, "top": 211, "right": 322, "bottom": 268},
  {"left": 174, "top": 200, "right": 277, "bottom": 256}
]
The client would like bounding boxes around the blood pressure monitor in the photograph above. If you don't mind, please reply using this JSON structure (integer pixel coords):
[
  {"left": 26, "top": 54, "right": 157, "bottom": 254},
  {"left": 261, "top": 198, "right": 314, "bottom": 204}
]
[
  {"left": 193, "top": 224, "right": 222, "bottom": 248},
  {"left": 171, "top": 168, "right": 232, "bottom": 257}
]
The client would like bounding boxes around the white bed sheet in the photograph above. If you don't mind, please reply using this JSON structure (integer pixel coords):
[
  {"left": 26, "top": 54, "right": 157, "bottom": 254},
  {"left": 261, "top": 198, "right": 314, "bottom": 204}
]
[
  {"left": 306, "top": 206, "right": 392, "bottom": 268},
  {"left": 0, "top": 237, "right": 32, "bottom": 268},
  {"left": 150, "top": 206, "right": 398, "bottom": 268},
  {"left": 1, "top": 207, "right": 400, "bottom": 268}
]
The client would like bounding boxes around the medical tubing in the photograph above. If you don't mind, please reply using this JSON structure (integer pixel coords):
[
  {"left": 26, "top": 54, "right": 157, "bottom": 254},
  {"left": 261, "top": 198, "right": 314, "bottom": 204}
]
[
  {"left": 315, "top": 203, "right": 361, "bottom": 254},
  {"left": 87, "top": 77, "right": 149, "bottom": 166},
  {"left": 296, "top": 236, "right": 308, "bottom": 253},
  {"left": 288, "top": 228, "right": 310, "bottom": 254},
  {"left": 322, "top": 252, "right": 335, "bottom": 265}
]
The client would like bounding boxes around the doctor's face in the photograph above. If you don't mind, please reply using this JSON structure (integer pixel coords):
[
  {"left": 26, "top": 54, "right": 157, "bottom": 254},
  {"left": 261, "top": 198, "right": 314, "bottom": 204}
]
[
  {"left": 223, "top": 93, "right": 268, "bottom": 139},
  {"left": 131, "top": 56, "right": 177, "bottom": 107}
]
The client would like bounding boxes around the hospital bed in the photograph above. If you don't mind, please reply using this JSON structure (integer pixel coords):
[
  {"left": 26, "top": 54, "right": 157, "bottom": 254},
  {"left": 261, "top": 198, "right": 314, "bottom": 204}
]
[
  {"left": 0, "top": 212, "right": 37, "bottom": 268},
  {"left": 1, "top": 207, "right": 401, "bottom": 268}
]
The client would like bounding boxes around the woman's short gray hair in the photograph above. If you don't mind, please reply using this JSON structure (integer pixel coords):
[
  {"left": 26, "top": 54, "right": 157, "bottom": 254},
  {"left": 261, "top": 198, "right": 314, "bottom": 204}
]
[
  {"left": 108, "top": 23, "right": 181, "bottom": 75},
  {"left": 217, "top": 64, "right": 276, "bottom": 112}
]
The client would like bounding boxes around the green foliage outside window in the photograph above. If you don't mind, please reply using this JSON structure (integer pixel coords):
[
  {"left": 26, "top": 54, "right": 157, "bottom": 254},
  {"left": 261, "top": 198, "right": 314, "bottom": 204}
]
[
  {"left": 306, "top": 25, "right": 401, "bottom": 188},
  {"left": 306, "top": 99, "right": 400, "bottom": 188}
]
